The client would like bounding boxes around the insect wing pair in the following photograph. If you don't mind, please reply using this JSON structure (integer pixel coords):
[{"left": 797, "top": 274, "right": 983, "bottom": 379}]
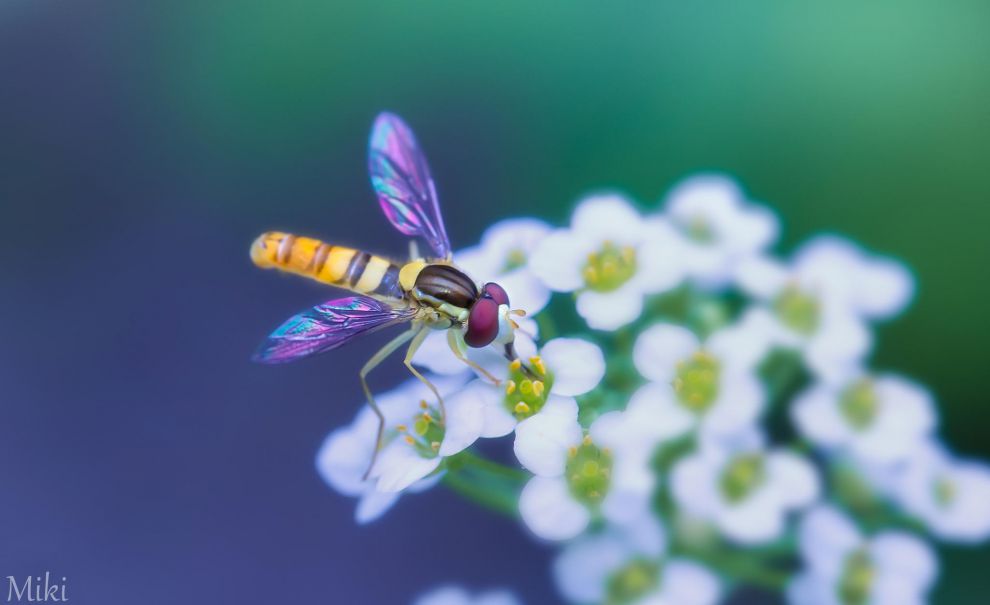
[{"left": 253, "top": 113, "right": 455, "bottom": 363}]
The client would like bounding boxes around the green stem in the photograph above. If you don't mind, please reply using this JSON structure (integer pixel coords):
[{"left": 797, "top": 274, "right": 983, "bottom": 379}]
[
  {"left": 675, "top": 543, "right": 792, "bottom": 591},
  {"left": 458, "top": 450, "right": 528, "bottom": 481},
  {"left": 442, "top": 472, "right": 519, "bottom": 517},
  {"left": 442, "top": 449, "right": 525, "bottom": 517}
]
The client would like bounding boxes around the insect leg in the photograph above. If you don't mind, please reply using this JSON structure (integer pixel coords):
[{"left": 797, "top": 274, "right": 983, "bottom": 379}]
[
  {"left": 446, "top": 329, "right": 501, "bottom": 385},
  {"left": 402, "top": 327, "right": 448, "bottom": 424},
  {"left": 360, "top": 328, "right": 418, "bottom": 480}
]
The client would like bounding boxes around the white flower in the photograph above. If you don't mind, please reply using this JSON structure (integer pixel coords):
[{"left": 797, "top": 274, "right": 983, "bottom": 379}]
[
  {"left": 671, "top": 431, "right": 820, "bottom": 544},
  {"left": 662, "top": 173, "right": 779, "bottom": 288},
  {"left": 735, "top": 235, "right": 912, "bottom": 382},
  {"left": 455, "top": 217, "right": 553, "bottom": 317},
  {"left": 554, "top": 517, "right": 721, "bottom": 605},
  {"left": 363, "top": 374, "right": 484, "bottom": 493},
  {"left": 531, "top": 194, "right": 685, "bottom": 331},
  {"left": 454, "top": 337, "right": 605, "bottom": 440},
  {"left": 414, "top": 586, "right": 522, "bottom": 605},
  {"left": 514, "top": 399, "right": 663, "bottom": 541},
  {"left": 792, "top": 373, "right": 936, "bottom": 467},
  {"left": 789, "top": 505, "right": 937, "bottom": 605},
  {"left": 316, "top": 376, "right": 466, "bottom": 522},
  {"left": 891, "top": 441, "right": 990, "bottom": 543},
  {"left": 791, "top": 236, "right": 914, "bottom": 320},
  {"left": 628, "top": 321, "right": 767, "bottom": 442}
]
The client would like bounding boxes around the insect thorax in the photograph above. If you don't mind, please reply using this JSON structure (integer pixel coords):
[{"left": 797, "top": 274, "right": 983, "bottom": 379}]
[{"left": 408, "top": 263, "right": 477, "bottom": 324}]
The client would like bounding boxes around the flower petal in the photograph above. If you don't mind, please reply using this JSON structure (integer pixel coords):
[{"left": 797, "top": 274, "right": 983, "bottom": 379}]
[
  {"left": 411, "top": 330, "right": 472, "bottom": 376},
  {"left": 670, "top": 454, "right": 721, "bottom": 516},
  {"left": 316, "top": 426, "right": 372, "bottom": 497},
  {"left": 601, "top": 476, "right": 654, "bottom": 527},
  {"left": 541, "top": 394, "right": 580, "bottom": 420},
  {"left": 498, "top": 269, "right": 552, "bottom": 316},
  {"left": 530, "top": 230, "right": 590, "bottom": 292},
  {"left": 702, "top": 373, "right": 765, "bottom": 438},
  {"left": 571, "top": 193, "right": 643, "bottom": 245},
  {"left": 930, "top": 462, "right": 990, "bottom": 542},
  {"left": 413, "top": 586, "right": 471, "bottom": 605},
  {"left": 735, "top": 255, "right": 788, "bottom": 300},
  {"left": 576, "top": 286, "right": 644, "bottom": 331},
  {"left": 514, "top": 403, "right": 582, "bottom": 476},
  {"left": 798, "top": 505, "right": 861, "bottom": 579},
  {"left": 707, "top": 310, "right": 777, "bottom": 373},
  {"left": 870, "top": 531, "right": 938, "bottom": 591},
  {"left": 633, "top": 323, "right": 700, "bottom": 383},
  {"left": 460, "top": 380, "right": 518, "bottom": 438},
  {"left": 540, "top": 337, "right": 606, "bottom": 396},
  {"left": 785, "top": 573, "right": 830, "bottom": 605},
  {"left": 480, "top": 217, "right": 553, "bottom": 264},
  {"left": 474, "top": 592, "right": 523, "bottom": 605},
  {"left": 664, "top": 173, "right": 742, "bottom": 226},
  {"left": 374, "top": 443, "right": 443, "bottom": 493},
  {"left": 804, "top": 310, "right": 872, "bottom": 384},
  {"left": 657, "top": 559, "right": 722, "bottom": 605},
  {"left": 853, "top": 256, "right": 914, "bottom": 319},
  {"left": 717, "top": 489, "right": 786, "bottom": 544},
  {"left": 791, "top": 384, "right": 852, "bottom": 448},
  {"left": 627, "top": 382, "right": 696, "bottom": 441},
  {"left": 519, "top": 476, "right": 591, "bottom": 541},
  {"left": 634, "top": 220, "right": 687, "bottom": 293},
  {"left": 439, "top": 387, "right": 486, "bottom": 456},
  {"left": 455, "top": 245, "right": 500, "bottom": 282},
  {"left": 766, "top": 451, "right": 820, "bottom": 508},
  {"left": 730, "top": 203, "right": 779, "bottom": 254},
  {"left": 355, "top": 489, "right": 400, "bottom": 524},
  {"left": 553, "top": 533, "right": 627, "bottom": 603}
]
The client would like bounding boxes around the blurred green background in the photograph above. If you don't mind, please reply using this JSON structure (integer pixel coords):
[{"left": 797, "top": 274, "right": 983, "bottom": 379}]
[{"left": 4, "top": 1, "right": 989, "bottom": 602}]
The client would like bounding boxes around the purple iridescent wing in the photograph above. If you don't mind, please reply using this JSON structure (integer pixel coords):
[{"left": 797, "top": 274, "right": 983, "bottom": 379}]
[
  {"left": 253, "top": 296, "right": 415, "bottom": 364},
  {"left": 368, "top": 112, "right": 451, "bottom": 259}
]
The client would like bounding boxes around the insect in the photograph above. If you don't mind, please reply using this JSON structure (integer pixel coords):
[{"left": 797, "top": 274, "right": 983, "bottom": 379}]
[{"left": 250, "top": 112, "right": 526, "bottom": 475}]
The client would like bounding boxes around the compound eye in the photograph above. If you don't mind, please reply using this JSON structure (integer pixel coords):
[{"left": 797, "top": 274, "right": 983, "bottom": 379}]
[
  {"left": 483, "top": 282, "right": 510, "bottom": 307},
  {"left": 464, "top": 297, "right": 499, "bottom": 348}
]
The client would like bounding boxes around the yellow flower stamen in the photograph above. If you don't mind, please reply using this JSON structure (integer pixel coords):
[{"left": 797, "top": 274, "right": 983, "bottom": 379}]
[
  {"left": 530, "top": 355, "right": 547, "bottom": 376},
  {"left": 582, "top": 241, "right": 637, "bottom": 292}
]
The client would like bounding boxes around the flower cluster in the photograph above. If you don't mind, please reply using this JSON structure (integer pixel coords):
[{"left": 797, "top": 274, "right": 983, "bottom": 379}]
[{"left": 316, "top": 174, "right": 990, "bottom": 604}]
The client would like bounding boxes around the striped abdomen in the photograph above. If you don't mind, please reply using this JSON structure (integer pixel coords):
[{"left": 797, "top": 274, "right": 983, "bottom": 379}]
[{"left": 250, "top": 231, "right": 404, "bottom": 300}]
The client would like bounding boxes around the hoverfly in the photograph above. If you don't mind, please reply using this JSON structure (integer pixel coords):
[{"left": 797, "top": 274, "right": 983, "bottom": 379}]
[{"left": 251, "top": 113, "right": 526, "bottom": 474}]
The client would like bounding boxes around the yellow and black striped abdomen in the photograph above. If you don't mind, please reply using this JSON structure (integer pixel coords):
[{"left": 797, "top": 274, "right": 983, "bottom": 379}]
[{"left": 250, "top": 231, "right": 405, "bottom": 300}]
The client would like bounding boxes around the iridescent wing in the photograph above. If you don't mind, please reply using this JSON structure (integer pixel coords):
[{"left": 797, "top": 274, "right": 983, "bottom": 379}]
[
  {"left": 368, "top": 112, "right": 452, "bottom": 259},
  {"left": 253, "top": 296, "right": 416, "bottom": 364}
]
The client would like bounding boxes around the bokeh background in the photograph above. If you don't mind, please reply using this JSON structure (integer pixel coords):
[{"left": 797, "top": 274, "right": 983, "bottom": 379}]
[{"left": 2, "top": 1, "right": 989, "bottom": 603}]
